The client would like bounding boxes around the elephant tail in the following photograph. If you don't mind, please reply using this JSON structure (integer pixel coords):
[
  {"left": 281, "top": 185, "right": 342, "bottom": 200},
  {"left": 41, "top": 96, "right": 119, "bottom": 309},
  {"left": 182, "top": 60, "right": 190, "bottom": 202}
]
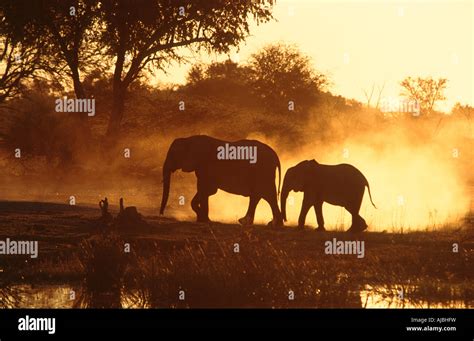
[
  {"left": 277, "top": 157, "right": 281, "bottom": 197},
  {"left": 366, "top": 182, "right": 377, "bottom": 209}
]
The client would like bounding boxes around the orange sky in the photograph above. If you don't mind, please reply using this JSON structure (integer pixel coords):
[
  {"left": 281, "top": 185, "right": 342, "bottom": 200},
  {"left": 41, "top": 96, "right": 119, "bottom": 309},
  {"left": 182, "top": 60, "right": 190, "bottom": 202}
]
[{"left": 157, "top": 0, "right": 473, "bottom": 112}]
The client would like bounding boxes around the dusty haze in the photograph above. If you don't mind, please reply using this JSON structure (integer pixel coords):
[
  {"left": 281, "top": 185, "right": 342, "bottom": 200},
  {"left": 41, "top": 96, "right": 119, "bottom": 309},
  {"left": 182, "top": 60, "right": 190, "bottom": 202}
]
[{"left": 2, "top": 109, "right": 470, "bottom": 232}]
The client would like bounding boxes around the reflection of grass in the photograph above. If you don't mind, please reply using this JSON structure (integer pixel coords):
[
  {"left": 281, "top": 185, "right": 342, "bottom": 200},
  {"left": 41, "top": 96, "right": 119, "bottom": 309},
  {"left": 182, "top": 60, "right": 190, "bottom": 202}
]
[
  {"left": 74, "top": 232, "right": 127, "bottom": 308},
  {"left": 119, "top": 225, "right": 474, "bottom": 308},
  {"left": 364, "top": 280, "right": 473, "bottom": 308},
  {"left": 410, "top": 280, "right": 473, "bottom": 307},
  {"left": 124, "top": 231, "right": 361, "bottom": 308},
  {"left": 0, "top": 268, "right": 23, "bottom": 308},
  {"left": 0, "top": 286, "right": 23, "bottom": 308},
  {"left": 16, "top": 232, "right": 128, "bottom": 307},
  {"left": 4, "top": 221, "right": 473, "bottom": 308},
  {"left": 20, "top": 257, "right": 83, "bottom": 283},
  {"left": 122, "top": 228, "right": 473, "bottom": 308},
  {"left": 361, "top": 229, "right": 474, "bottom": 308}
]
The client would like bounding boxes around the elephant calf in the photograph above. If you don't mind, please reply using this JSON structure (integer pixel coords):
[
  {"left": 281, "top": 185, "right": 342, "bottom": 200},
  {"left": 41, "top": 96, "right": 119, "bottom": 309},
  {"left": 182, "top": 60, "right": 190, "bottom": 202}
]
[{"left": 281, "top": 160, "right": 376, "bottom": 232}]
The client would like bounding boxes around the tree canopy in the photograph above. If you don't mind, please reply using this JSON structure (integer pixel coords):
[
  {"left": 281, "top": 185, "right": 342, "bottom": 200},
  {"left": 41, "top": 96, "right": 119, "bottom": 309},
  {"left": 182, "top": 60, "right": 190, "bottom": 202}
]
[
  {"left": 248, "top": 43, "right": 328, "bottom": 113},
  {"left": 1, "top": 0, "right": 276, "bottom": 135},
  {"left": 186, "top": 43, "right": 329, "bottom": 114},
  {"left": 400, "top": 76, "right": 447, "bottom": 115}
]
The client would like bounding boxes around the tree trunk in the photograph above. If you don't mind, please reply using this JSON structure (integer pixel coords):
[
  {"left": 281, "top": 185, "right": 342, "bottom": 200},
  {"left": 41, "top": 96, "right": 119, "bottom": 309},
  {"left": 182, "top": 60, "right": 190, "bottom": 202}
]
[
  {"left": 60, "top": 63, "right": 92, "bottom": 168},
  {"left": 106, "top": 83, "right": 126, "bottom": 138},
  {"left": 70, "top": 67, "right": 89, "bottom": 123},
  {"left": 71, "top": 68, "right": 85, "bottom": 99},
  {"left": 106, "top": 38, "right": 127, "bottom": 139}
]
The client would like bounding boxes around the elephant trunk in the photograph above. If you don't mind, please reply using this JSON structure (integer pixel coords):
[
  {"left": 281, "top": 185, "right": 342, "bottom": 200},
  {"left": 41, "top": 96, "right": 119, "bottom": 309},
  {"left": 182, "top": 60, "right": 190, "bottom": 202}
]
[
  {"left": 159, "top": 162, "right": 172, "bottom": 215},
  {"left": 280, "top": 182, "right": 291, "bottom": 222}
]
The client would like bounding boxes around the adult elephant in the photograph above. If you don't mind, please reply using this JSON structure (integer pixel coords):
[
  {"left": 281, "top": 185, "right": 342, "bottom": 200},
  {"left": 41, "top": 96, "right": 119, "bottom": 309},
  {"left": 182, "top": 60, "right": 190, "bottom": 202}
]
[
  {"left": 159, "top": 135, "right": 283, "bottom": 227},
  {"left": 281, "top": 160, "right": 376, "bottom": 232}
]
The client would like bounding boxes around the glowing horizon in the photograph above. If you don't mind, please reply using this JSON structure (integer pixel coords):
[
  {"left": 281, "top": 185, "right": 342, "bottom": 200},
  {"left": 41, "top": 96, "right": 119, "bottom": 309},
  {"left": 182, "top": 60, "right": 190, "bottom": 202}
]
[{"left": 155, "top": 0, "right": 474, "bottom": 112}]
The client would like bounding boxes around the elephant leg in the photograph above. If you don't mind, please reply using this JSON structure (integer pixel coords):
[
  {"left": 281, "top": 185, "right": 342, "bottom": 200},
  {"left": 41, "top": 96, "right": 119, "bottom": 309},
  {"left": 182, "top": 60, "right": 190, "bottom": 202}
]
[
  {"left": 348, "top": 213, "right": 367, "bottom": 233},
  {"left": 197, "top": 184, "right": 218, "bottom": 223},
  {"left": 198, "top": 193, "right": 211, "bottom": 222},
  {"left": 263, "top": 192, "right": 283, "bottom": 227},
  {"left": 313, "top": 201, "right": 325, "bottom": 231},
  {"left": 239, "top": 196, "right": 260, "bottom": 226},
  {"left": 194, "top": 178, "right": 216, "bottom": 223},
  {"left": 347, "top": 194, "right": 367, "bottom": 233},
  {"left": 359, "top": 216, "right": 368, "bottom": 230},
  {"left": 192, "top": 192, "right": 208, "bottom": 222},
  {"left": 191, "top": 193, "right": 201, "bottom": 219},
  {"left": 298, "top": 194, "right": 312, "bottom": 229},
  {"left": 351, "top": 210, "right": 368, "bottom": 231}
]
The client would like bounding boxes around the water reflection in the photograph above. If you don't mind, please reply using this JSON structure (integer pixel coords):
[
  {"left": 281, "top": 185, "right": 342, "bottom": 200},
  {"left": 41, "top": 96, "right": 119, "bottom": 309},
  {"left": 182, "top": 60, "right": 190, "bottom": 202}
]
[
  {"left": 0, "top": 284, "right": 24, "bottom": 308},
  {"left": 74, "top": 287, "right": 122, "bottom": 308},
  {"left": 361, "top": 285, "right": 472, "bottom": 308},
  {"left": 4, "top": 233, "right": 470, "bottom": 308},
  {"left": 1, "top": 284, "right": 72, "bottom": 308},
  {"left": 74, "top": 233, "right": 127, "bottom": 308},
  {"left": 5, "top": 283, "right": 470, "bottom": 308}
]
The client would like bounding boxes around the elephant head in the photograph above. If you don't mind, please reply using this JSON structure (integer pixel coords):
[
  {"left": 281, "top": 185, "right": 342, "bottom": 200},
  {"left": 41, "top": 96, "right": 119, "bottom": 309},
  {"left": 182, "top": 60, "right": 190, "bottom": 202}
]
[
  {"left": 281, "top": 160, "right": 317, "bottom": 221},
  {"left": 159, "top": 138, "right": 199, "bottom": 215}
]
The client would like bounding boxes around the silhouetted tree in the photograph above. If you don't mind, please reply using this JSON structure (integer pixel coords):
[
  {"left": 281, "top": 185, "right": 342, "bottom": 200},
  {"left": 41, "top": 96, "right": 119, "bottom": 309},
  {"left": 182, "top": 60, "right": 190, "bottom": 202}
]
[
  {"left": 185, "top": 59, "right": 252, "bottom": 103},
  {"left": 1, "top": 0, "right": 276, "bottom": 138},
  {"left": 0, "top": 28, "right": 42, "bottom": 103},
  {"left": 362, "top": 82, "right": 385, "bottom": 109},
  {"left": 400, "top": 76, "right": 447, "bottom": 115},
  {"left": 248, "top": 43, "right": 328, "bottom": 113},
  {"left": 205, "top": 59, "right": 250, "bottom": 81},
  {"left": 97, "top": 0, "right": 275, "bottom": 137},
  {"left": 451, "top": 102, "right": 473, "bottom": 121},
  {"left": 1, "top": 0, "right": 102, "bottom": 105},
  {"left": 187, "top": 63, "right": 206, "bottom": 85}
]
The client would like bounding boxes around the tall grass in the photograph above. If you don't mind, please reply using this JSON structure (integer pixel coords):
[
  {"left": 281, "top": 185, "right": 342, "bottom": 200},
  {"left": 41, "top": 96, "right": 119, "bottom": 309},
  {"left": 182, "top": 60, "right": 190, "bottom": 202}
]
[
  {"left": 74, "top": 232, "right": 127, "bottom": 308},
  {"left": 5, "top": 225, "right": 473, "bottom": 308},
  {"left": 123, "top": 231, "right": 362, "bottom": 308}
]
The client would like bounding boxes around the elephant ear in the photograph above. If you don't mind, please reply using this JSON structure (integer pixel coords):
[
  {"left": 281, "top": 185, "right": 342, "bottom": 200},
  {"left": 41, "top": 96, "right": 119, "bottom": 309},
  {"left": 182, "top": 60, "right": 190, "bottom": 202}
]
[
  {"left": 171, "top": 138, "right": 195, "bottom": 172},
  {"left": 181, "top": 146, "right": 197, "bottom": 172},
  {"left": 181, "top": 138, "right": 207, "bottom": 172},
  {"left": 290, "top": 165, "right": 309, "bottom": 192},
  {"left": 300, "top": 160, "right": 318, "bottom": 189}
]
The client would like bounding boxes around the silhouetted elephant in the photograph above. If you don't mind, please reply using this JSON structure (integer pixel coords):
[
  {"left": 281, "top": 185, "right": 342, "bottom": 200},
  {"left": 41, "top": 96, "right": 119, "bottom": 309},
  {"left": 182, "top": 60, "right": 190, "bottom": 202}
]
[
  {"left": 160, "top": 135, "right": 283, "bottom": 226},
  {"left": 281, "top": 160, "right": 376, "bottom": 232}
]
